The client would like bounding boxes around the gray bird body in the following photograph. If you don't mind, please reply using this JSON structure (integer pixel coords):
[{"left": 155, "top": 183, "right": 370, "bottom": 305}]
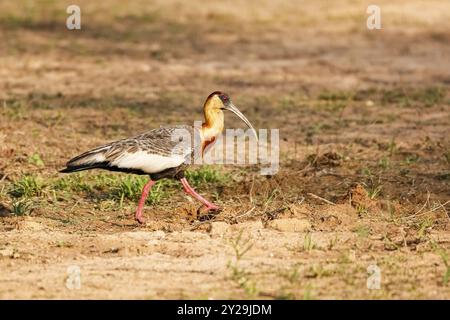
[{"left": 60, "top": 125, "right": 201, "bottom": 180}]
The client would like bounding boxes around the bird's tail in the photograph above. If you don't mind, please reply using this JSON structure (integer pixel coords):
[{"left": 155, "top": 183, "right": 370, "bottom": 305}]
[{"left": 60, "top": 145, "right": 111, "bottom": 173}]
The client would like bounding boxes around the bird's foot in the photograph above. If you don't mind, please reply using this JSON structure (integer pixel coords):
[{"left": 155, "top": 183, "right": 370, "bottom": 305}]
[
  {"left": 197, "top": 204, "right": 222, "bottom": 221},
  {"left": 135, "top": 212, "right": 145, "bottom": 224},
  {"left": 136, "top": 217, "right": 145, "bottom": 224},
  {"left": 206, "top": 204, "right": 220, "bottom": 211}
]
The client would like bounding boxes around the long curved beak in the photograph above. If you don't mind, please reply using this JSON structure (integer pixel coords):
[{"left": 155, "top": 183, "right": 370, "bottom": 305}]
[{"left": 225, "top": 103, "right": 258, "bottom": 141}]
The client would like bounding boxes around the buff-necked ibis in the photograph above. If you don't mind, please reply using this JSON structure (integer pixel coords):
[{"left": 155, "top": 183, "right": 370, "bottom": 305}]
[{"left": 60, "top": 92, "right": 257, "bottom": 223}]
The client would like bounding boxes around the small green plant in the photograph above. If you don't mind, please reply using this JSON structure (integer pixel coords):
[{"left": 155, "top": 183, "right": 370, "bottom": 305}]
[
  {"left": 113, "top": 176, "right": 168, "bottom": 205},
  {"left": 228, "top": 263, "right": 259, "bottom": 297},
  {"left": 54, "top": 173, "right": 172, "bottom": 206},
  {"left": 3, "top": 100, "right": 26, "bottom": 120},
  {"left": 361, "top": 169, "right": 383, "bottom": 200},
  {"left": 404, "top": 154, "right": 420, "bottom": 165},
  {"left": 378, "top": 157, "right": 390, "bottom": 170},
  {"left": 381, "top": 87, "right": 443, "bottom": 108},
  {"left": 53, "top": 240, "right": 74, "bottom": 248},
  {"left": 283, "top": 267, "right": 300, "bottom": 283},
  {"left": 262, "top": 188, "right": 280, "bottom": 212},
  {"left": 356, "top": 204, "right": 368, "bottom": 216},
  {"left": 227, "top": 230, "right": 258, "bottom": 297},
  {"left": 327, "top": 236, "right": 339, "bottom": 250},
  {"left": 185, "top": 166, "right": 226, "bottom": 188},
  {"left": 53, "top": 174, "right": 93, "bottom": 193},
  {"left": 229, "top": 229, "right": 254, "bottom": 260},
  {"left": 9, "top": 175, "right": 43, "bottom": 198},
  {"left": 145, "top": 182, "right": 167, "bottom": 204},
  {"left": 305, "top": 264, "right": 332, "bottom": 278},
  {"left": 417, "top": 218, "right": 433, "bottom": 239},
  {"left": 28, "top": 153, "right": 44, "bottom": 167},
  {"left": 361, "top": 167, "right": 373, "bottom": 179},
  {"left": 302, "top": 232, "right": 315, "bottom": 252},
  {"left": 114, "top": 176, "right": 146, "bottom": 200},
  {"left": 11, "top": 199, "right": 33, "bottom": 216},
  {"left": 416, "top": 87, "right": 444, "bottom": 107},
  {"left": 366, "top": 185, "right": 382, "bottom": 200},
  {"left": 388, "top": 138, "right": 397, "bottom": 156},
  {"left": 274, "top": 265, "right": 303, "bottom": 300},
  {"left": 303, "top": 283, "right": 314, "bottom": 300},
  {"left": 381, "top": 89, "right": 410, "bottom": 107},
  {"left": 318, "top": 91, "right": 352, "bottom": 101},
  {"left": 321, "top": 101, "right": 347, "bottom": 113},
  {"left": 354, "top": 225, "right": 370, "bottom": 238},
  {"left": 431, "top": 242, "right": 450, "bottom": 286}
]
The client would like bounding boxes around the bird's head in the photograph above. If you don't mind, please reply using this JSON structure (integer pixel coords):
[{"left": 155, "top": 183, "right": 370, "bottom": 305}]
[{"left": 203, "top": 91, "right": 258, "bottom": 141}]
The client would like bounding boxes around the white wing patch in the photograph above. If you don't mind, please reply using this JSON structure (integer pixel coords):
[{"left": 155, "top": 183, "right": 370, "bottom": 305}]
[
  {"left": 71, "top": 153, "right": 106, "bottom": 166},
  {"left": 111, "top": 151, "right": 185, "bottom": 174}
]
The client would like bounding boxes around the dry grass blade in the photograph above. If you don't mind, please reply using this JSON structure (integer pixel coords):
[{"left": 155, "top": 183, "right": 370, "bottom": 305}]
[
  {"left": 307, "top": 193, "right": 335, "bottom": 205},
  {"left": 412, "top": 191, "right": 431, "bottom": 216},
  {"left": 235, "top": 206, "right": 256, "bottom": 221}
]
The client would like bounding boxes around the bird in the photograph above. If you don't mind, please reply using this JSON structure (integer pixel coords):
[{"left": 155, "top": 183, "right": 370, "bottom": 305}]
[{"left": 60, "top": 91, "right": 258, "bottom": 224}]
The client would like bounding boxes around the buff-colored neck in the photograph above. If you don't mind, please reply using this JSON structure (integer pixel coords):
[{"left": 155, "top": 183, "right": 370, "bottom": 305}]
[{"left": 200, "top": 98, "right": 224, "bottom": 142}]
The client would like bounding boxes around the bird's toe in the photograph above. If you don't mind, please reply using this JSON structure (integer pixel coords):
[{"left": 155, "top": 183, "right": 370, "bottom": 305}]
[
  {"left": 197, "top": 205, "right": 221, "bottom": 221},
  {"left": 135, "top": 216, "right": 146, "bottom": 224}
]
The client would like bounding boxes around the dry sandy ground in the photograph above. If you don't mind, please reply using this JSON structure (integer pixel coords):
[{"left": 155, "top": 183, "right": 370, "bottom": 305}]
[{"left": 0, "top": 0, "right": 449, "bottom": 299}]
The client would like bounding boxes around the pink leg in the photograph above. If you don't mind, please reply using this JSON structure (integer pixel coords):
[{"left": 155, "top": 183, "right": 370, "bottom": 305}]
[
  {"left": 180, "top": 178, "right": 219, "bottom": 210},
  {"left": 135, "top": 179, "right": 155, "bottom": 224}
]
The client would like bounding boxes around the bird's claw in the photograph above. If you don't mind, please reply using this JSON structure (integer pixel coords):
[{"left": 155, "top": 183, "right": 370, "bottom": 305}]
[
  {"left": 207, "top": 205, "right": 220, "bottom": 211},
  {"left": 135, "top": 215, "right": 145, "bottom": 224},
  {"left": 197, "top": 205, "right": 221, "bottom": 221}
]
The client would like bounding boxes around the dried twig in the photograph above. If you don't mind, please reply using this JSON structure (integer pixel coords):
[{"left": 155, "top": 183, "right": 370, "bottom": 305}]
[
  {"left": 412, "top": 191, "right": 430, "bottom": 216},
  {"left": 0, "top": 173, "right": 8, "bottom": 184},
  {"left": 235, "top": 206, "right": 256, "bottom": 220},
  {"left": 307, "top": 192, "right": 335, "bottom": 205},
  {"left": 249, "top": 175, "right": 255, "bottom": 205},
  {"left": 414, "top": 200, "right": 450, "bottom": 218},
  {"left": 404, "top": 199, "right": 450, "bottom": 221}
]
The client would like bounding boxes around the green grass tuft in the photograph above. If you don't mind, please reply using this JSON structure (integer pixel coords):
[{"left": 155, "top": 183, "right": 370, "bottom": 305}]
[
  {"left": 185, "top": 166, "right": 227, "bottom": 188},
  {"left": 318, "top": 91, "right": 352, "bottom": 101},
  {"left": 431, "top": 242, "right": 450, "bottom": 286},
  {"left": 112, "top": 176, "right": 170, "bottom": 205},
  {"left": 417, "top": 87, "right": 444, "bottom": 107},
  {"left": 55, "top": 173, "right": 173, "bottom": 205},
  {"left": 53, "top": 173, "right": 93, "bottom": 193},
  {"left": 381, "top": 87, "right": 444, "bottom": 107},
  {"left": 28, "top": 153, "right": 45, "bottom": 167},
  {"left": 11, "top": 199, "right": 33, "bottom": 216},
  {"left": 9, "top": 175, "right": 43, "bottom": 198}
]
